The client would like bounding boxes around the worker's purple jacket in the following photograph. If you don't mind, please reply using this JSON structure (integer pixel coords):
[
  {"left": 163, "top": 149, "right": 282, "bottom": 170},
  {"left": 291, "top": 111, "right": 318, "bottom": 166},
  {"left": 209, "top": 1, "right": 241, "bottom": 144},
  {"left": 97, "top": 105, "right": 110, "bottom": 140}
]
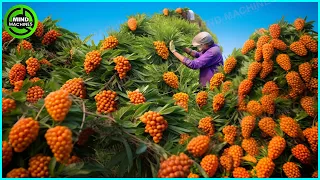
[{"left": 183, "top": 44, "right": 224, "bottom": 86}]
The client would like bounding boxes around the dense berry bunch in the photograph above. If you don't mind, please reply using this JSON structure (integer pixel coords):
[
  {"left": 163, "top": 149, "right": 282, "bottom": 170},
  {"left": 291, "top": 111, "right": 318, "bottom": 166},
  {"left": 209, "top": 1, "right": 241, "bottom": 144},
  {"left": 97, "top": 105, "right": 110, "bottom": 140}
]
[
  {"left": 128, "top": 90, "right": 146, "bottom": 104},
  {"left": 140, "top": 111, "right": 168, "bottom": 143},
  {"left": 2, "top": 98, "right": 16, "bottom": 113},
  {"left": 210, "top": 73, "right": 225, "bottom": 90},
  {"left": 84, "top": 50, "right": 102, "bottom": 74},
  {"left": 45, "top": 126, "right": 73, "bottom": 163},
  {"left": 28, "top": 154, "right": 51, "bottom": 177},
  {"left": 42, "top": 30, "right": 61, "bottom": 45},
  {"left": 45, "top": 90, "right": 72, "bottom": 121},
  {"left": 61, "top": 78, "right": 86, "bottom": 98},
  {"left": 114, "top": 56, "right": 131, "bottom": 79},
  {"left": 200, "top": 155, "right": 219, "bottom": 177},
  {"left": 163, "top": 72, "right": 179, "bottom": 89},
  {"left": 27, "top": 86, "right": 45, "bottom": 103},
  {"left": 95, "top": 90, "right": 117, "bottom": 114},
  {"left": 187, "top": 135, "right": 210, "bottom": 157},
  {"left": 173, "top": 92, "right": 189, "bottom": 112},
  {"left": 154, "top": 41, "right": 169, "bottom": 60},
  {"left": 198, "top": 116, "right": 214, "bottom": 136},
  {"left": 196, "top": 91, "right": 208, "bottom": 108},
  {"left": 101, "top": 35, "right": 118, "bottom": 50},
  {"left": 157, "top": 153, "right": 193, "bottom": 178},
  {"left": 9, "top": 63, "right": 26, "bottom": 85}
]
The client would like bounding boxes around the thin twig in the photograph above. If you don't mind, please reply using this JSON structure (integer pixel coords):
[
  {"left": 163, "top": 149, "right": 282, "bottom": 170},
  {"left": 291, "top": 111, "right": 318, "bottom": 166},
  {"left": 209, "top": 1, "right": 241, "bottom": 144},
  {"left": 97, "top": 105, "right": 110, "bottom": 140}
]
[
  {"left": 79, "top": 101, "right": 86, "bottom": 133},
  {"left": 100, "top": 74, "right": 117, "bottom": 91},
  {"left": 3, "top": 38, "right": 16, "bottom": 51},
  {"left": 35, "top": 104, "right": 45, "bottom": 120}
]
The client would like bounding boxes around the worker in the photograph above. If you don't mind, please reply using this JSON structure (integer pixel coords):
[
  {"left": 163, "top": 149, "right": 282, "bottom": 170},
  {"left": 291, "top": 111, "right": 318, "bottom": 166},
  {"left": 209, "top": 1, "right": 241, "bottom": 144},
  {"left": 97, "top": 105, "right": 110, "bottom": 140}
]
[
  {"left": 186, "top": 9, "right": 195, "bottom": 22},
  {"left": 169, "top": 32, "right": 223, "bottom": 87}
]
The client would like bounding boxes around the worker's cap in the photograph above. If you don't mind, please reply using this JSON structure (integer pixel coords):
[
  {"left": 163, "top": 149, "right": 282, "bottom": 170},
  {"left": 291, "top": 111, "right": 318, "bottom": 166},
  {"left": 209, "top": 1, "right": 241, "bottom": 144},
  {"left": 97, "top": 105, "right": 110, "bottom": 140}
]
[{"left": 192, "top": 32, "right": 213, "bottom": 47}]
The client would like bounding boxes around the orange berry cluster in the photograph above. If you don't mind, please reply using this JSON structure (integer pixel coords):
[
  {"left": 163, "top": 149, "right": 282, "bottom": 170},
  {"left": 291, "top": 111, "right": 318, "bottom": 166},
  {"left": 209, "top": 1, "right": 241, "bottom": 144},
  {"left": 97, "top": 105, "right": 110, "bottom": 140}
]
[
  {"left": 27, "top": 86, "right": 45, "bottom": 103},
  {"left": 2, "top": 88, "right": 11, "bottom": 95},
  {"left": 154, "top": 41, "right": 169, "bottom": 60},
  {"left": 258, "top": 117, "right": 276, "bottom": 137},
  {"left": 222, "top": 81, "right": 232, "bottom": 93},
  {"left": 45, "top": 90, "right": 72, "bottom": 121},
  {"left": 298, "top": 62, "right": 312, "bottom": 83},
  {"left": 163, "top": 72, "right": 179, "bottom": 89},
  {"left": 220, "top": 155, "right": 233, "bottom": 172},
  {"left": 240, "top": 116, "right": 255, "bottom": 138},
  {"left": 257, "top": 35, "right": 270, "bottom": 48},
  {"left": 262, "top": 43, "right": 274, "bottom": 60},
  {"left": 28, "top": 154, "right": 51, "bottom": 177},
  {"left": 223, "top": 125, "right": 237, "bottom": 145},
  {"left": 310, "top": 58, "right": 318, "bottom": 69},
  {"left": 286, "top": 71, "right": 305, "bottom": 95},
  {"left": 128, "top": 90, "right": 146, "bottom": 104},
  {"left": 187, "top": 135, "right": 210, "bottom": 157},
  {"left": 17, "top": 40, "right": 33, "bottom": 53},
  {"left": 198, "top": 116, "right": 214, "bottom": 136},
  {"left": 45, "top": 126, "right": 73, "bottom": 163},
  {"left": 77, "top": 128, "right": 95, "bottom": 146},
  {"left": 140, "top": 111, "right": 168, "bottom": 143},
  {"left": 6, "top": 168, "right": 29, "bottom": 178},
  {"left": 246, "top": 100, "right": 263, "bottom": 117},
  {"left": 95, "top": 90, "right": 117, "bottom": 114},
  {"left": 209, "top": 73, "right": 225, "bottom": 90},
  {"left": 84, "top": 50, "right": 102, "bottom": 74},
  {"left": 34, "top": 21, "right": 44, "bottom": 37},
  {"left": 61, "top": 78, "right": 86, "bottom": 98},
  {"left": 157, "top": 153, "right": 193, "bottom": 178},
  {"left": 238, "top": 79, "right": 253, "bottom": 98},
  {"left": 260, "top": 60, "right": 273, "bottom": 79},
  {"left": 300, "top": 96, "right": 316, "bottom": 117},
  {"left": 67, "top": 155, "right": 81, "bottom": 165},
  {"left": 26, "top": 57, "right": 40, "bottom": 76},
  {"left": 13, "top": 80, "right": 23, "bottom": 92},
  {"left": 200, "top": 154, "right": 219, "bottom": 177},
  {"left": 242, "top": 137, "right": 259, "bottom": 156},
  {"left": 254, "top": 47, "right": 263, "bottom": 61},
  {"left": 113, "top": 56, "right": 131, "bottom": 79},
  {"left": 291, "top": 144, "right": 311, "bottom": 164},
  {"left": 196, "top": 91, "right": 208, "bottom": 108},
  {"left": 42, "top": 30, "right": 61, "bottom": 45},
  {"left": 270, "top": 39, "right": 287, "bottom": 51},
  {"left": 269, "top": 24, "right": 281, "bottom": 39},
  {"left": 307, "top": 78, "right": 317, "bottom": 94},
  {"left": 248, "top": 62, "right": 262, "bottom": 80},
  {"left": 212, "top": 93, "right": 225, "bottom": 112},
  {"left": 40, "top": 59, "right": 52, "bottom": 67},
  {"left": 233, "top": 167, "right": 251, "bottom": 178},
  {"left": 282, "top": 162, "right": 301, "bottom": 178},
  {"left": 267, "top": 136, "right": 286, "bottom": 160},
  {"left": 2, "top": 31, "right": 13, "bottom": 44},
  {"left": 2, "top": 98, "right": 16, "bottom": 113},
  {"left": 303, "top": 126, "right": 318, "bottom": 153},
  {"left": 100, "top": 35, "right": 118, "bottom": 50},
  {"left": 187, "top": 173, "right": 199, "bottom": 178},
  {"left": 173, "top": 92, "right": 189, "bottom": 112},
  {"left": 262, "top": 81, "right": 279, "bottom": 98},
  {"left": 294, "top": 18, "right": 305, "bottom": 31},
  {"left": 279, "top": 116, "right": 301, "bottom": 138},
  {"left": 276, "top": 54, "right": 291, "bottom": 71},
  {"left": 163, "top": 8, "right": 169, "bottom": 16},
  {"left": 255, "top": 157, "right": 275, "bottom": 178},
  {"left": 9, "top": 118, "right": 40, "bottom": 152},
  {"left": 224, "top": 56, "right": 237, "bottom": 74},
  {"left": 2, "top": 141, "right": 13, "bottom": 168},
  {"left": 260, "top": 95, "right": 275, "bottom": 115},
  {"left": 179, "top": 133, "right": 190, "bottom": 145},
  {"left": 128, "top": 17, "right": 137, "bottom": 31},
  {"left": 30, "top": 77, "right": 41, "bottom": 83},
  {"left": 300, "top": 34, "right": 318, "bottom": 53},
  {"left": 227, "top": 145, "right": 243, "bottom": 168},
  {"left": 241, "top": 39, "right": 255, "bottom": 55},
  {"left": 9, "top": 63, "right": 26, "bottom": 85},
  {"left": 290, "top": 41, "right": 307, "bottom": 56}
]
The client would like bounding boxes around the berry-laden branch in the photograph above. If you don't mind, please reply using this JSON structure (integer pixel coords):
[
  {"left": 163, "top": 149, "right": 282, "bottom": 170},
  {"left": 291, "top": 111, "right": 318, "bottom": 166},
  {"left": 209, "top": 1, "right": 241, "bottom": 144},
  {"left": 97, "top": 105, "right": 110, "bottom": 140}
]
[{"left": 35, "top": 103, "right": 45, "bottom": 120}]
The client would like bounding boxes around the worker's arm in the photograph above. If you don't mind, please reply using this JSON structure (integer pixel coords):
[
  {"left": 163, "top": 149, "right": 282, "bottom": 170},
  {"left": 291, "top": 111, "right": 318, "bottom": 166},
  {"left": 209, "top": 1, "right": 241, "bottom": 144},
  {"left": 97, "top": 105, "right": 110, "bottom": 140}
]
[
  {"left": 183, "top": 48, "right": 221, "bottom": 70},
  {"left": 183, "top": 47, "right": 200, "bottom": 57}
]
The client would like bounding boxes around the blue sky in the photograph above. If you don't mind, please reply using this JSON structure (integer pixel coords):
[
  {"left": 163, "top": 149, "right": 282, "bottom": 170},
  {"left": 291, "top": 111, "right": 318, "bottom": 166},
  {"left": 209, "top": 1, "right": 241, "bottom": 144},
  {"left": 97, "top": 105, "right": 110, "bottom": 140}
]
[{"left": 2, "top": 2, "right": 318, "bottom": 59}]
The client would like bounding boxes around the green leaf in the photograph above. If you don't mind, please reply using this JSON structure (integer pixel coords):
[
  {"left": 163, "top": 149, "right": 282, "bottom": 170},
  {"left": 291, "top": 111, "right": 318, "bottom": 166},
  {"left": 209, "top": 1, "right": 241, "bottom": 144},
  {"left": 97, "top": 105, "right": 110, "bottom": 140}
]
[
  {"left": 132, "top": 102, "right": 152, "bottom": 118},
  {"left": 136, "top": 142, "right": 147, "bottom": 155},
  {"left": 49, "top": 157, "right": 57, "bottom": 177},
  {"left": 158, "top": 105, "right": 178, "bottom": 115},
  {"left": 10, "top": 92, "right": 26, "bottom": 102},
  {"left": 112, "top": 137, "right": 133, "bottom": 171}
]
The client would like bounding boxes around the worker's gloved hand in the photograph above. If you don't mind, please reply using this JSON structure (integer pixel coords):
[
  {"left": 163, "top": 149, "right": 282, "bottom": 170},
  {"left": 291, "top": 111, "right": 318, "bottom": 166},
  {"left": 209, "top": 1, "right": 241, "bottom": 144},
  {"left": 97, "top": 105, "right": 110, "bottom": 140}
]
[{"left": 169, "top": 40, "right": 176, "bottom": 53}]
